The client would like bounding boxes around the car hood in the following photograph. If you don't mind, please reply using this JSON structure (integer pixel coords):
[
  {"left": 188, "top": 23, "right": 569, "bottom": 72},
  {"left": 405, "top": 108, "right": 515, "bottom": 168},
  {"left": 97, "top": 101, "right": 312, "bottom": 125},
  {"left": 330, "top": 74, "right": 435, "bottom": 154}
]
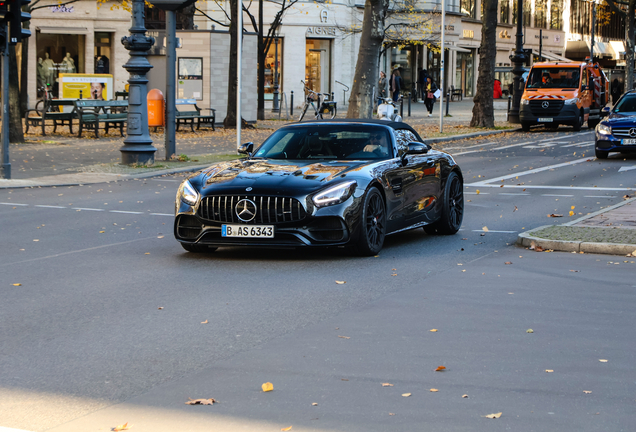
[
  {"left": 193, "top": 158, "right": 371, "bottom": 196},
  {"left": 605, "top": 113, "right": 636, "bottom": 125}
]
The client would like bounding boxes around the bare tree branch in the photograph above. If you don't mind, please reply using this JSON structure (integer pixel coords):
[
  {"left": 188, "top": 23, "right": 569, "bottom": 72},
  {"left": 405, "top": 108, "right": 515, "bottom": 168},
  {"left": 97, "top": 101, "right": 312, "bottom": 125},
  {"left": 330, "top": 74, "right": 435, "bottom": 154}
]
[{"left": 195, "top": 7, "right": 230, "bottom": 27}]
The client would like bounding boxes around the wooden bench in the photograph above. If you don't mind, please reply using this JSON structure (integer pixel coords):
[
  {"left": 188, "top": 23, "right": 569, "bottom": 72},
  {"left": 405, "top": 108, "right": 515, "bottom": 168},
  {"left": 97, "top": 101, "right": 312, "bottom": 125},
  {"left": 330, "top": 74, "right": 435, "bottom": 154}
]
[
  {"left": 74, "top": 100, "right": 129, "bottom": 138},
  {"left": 176, "top": 98, "right": 215, "bottom": 132},
  {"left": 25, "top": 99, "right": 77, "bottom": 136}
]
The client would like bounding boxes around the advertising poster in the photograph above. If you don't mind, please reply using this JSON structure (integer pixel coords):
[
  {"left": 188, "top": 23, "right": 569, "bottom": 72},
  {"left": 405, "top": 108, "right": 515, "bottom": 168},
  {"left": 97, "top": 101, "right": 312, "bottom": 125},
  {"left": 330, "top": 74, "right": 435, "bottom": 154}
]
[{"left": 59, "top": 74, "right": 114, "bottom": 101}]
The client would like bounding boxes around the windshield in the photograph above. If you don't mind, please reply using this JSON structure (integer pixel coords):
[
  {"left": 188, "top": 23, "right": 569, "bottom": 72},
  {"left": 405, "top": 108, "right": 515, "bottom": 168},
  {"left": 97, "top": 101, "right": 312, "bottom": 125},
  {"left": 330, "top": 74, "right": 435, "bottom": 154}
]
[
  {"left": 253, "top": 125, "right": 393, "bottom": 160},
  {"left": 526, "top": 67, "right": 581, "bottom": 89},
  {"left": 613, "top": 96, "right": 636, "bottom": 114}
]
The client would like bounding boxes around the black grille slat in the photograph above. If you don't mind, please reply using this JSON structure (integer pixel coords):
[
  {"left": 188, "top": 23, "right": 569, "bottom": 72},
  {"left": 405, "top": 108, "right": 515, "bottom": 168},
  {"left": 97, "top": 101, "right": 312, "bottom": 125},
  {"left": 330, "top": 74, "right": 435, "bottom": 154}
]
[
  {"left": 611, "top": 128, "right": 635, "bottom": 138},
  {"left": 198, "top": 195, "right": 306, "bottom": 224},
  {"left": 529, "top": 100, "right": 564, "bottom": 116}
]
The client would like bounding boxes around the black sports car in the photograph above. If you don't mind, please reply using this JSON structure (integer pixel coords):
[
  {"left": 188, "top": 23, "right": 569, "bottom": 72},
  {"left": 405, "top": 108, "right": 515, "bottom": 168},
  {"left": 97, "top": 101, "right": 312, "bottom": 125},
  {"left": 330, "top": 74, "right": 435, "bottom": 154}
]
[
  {"left": 174, "top": 120, "right": 464, "bottom": 255},
  {"left": 595, "top": 90, "right": 636, "bottom": 159}
]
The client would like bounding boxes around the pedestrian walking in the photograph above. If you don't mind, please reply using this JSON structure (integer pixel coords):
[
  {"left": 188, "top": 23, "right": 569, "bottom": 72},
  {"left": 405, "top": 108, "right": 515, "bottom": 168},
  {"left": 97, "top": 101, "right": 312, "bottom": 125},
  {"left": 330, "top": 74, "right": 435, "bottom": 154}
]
[
  {"left": 424, "top": 77, "right": 438, "bottom": 117},
  {"left": 418, "top": 68, "right": 429, "bottom": 102},
  {"left": 389, "top": 68, "right": 403, "bottom": 102},
  {"left": 378, "top": 71, "right": 388, "bottom": 105},
  {"left": 611, "top": 78, "right": 622, "bottom": 105}
]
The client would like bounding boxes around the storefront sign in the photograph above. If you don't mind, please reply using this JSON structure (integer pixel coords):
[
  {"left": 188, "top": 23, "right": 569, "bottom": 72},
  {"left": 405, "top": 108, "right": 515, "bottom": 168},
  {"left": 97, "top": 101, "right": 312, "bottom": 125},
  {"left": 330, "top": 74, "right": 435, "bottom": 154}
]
[
  {"left": 50, "top": 5, "right": 74, "bottom": 13},
  {"left": 463, "top": 29, "right": 474, "bottom": 39},
  {"left": 59, "top": 74, "right": 114, "bottom": 100},
  {"left": 320, "top": 9, "right": 329, "bottom": 23},
  {"left": 307, "top": 27, "right": 336, "bottom": 36},
  {"left": 445, "top": 25, "right": 454, "bottom": 31},
  {"left": 534, "top": 35, "right": 548, "bottom": 39},
  {"left": 499, "top": 30, "right": 511, "bottom": 39}
]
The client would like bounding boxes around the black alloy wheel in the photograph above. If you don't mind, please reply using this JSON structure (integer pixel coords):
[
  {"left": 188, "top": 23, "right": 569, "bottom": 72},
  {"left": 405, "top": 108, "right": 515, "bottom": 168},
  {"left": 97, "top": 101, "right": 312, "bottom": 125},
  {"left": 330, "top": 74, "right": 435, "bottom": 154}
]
[
  {"left": 595, "top": 147, "right": 609, "bottom": 159},
  {"left": 521, "top": 122, "right": 531, "bottom": 132},
  {"left": 572, "top": 112, "right": 583, "bottom": 131},
  {"left": 354, "top": 187, "right": 386, "bottom": 256},
  {"left": 424, "top": 172, "right": 464, "bottom": 235},
  {"left": 181, "top": 243, "right": 218, "bottom": 253}
]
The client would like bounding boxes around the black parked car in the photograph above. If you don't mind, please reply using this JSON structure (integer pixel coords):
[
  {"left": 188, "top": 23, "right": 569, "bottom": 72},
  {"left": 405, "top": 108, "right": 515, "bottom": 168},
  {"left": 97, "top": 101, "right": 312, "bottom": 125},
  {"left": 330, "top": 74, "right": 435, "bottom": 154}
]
[
  {"left": 174, "top": 120, "right": 464, "bottom": 255},
  {"left": 595, "top": 90, "right": 636, "bottom": 159}
]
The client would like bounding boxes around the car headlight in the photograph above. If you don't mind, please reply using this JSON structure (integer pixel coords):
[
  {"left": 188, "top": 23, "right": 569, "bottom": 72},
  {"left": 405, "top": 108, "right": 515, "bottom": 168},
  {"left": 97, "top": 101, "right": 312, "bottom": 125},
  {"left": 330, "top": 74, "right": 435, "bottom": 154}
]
[
  {"left": 313, "top": 181, "right": 357, "bottom": 208},
  {"left": 177, "top": 180, "right": 199, "bottom": 206},
  {"left": 597, "top": 123, "right": 612, "bottom": 135},
  {"left": 564, "top": 98, "right": 578, "bottom": 105},
  {"left": 521, "top": 99, "right": 529, "bottom": 105}
]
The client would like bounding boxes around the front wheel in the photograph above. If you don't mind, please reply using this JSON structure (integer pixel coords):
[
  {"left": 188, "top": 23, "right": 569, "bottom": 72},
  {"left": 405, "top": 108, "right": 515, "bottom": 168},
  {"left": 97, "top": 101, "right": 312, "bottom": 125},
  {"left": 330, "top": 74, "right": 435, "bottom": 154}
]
[
  {"left": 298, "top": 103, "right": 310, "bottom": 121},
  {"left": 353, "top": 188, "right": 386, "bottom": 256},
  {"left": 181, "top": 243, "right": 218, "bottom": 253},
  {"left": 329, "top": 105, "right": 337, "bottom": 119},
  {"left": 595, "top": 147, "right": 609, "bottom": 159},
  {"left": 572, "top": 112, "right": 583, "bottom": 131},
  {"left": 521, "top": 122, "right": 531, "bottom": 132},
  {"left": 424, "top": 172, "right": 464, "bottom": 235}
]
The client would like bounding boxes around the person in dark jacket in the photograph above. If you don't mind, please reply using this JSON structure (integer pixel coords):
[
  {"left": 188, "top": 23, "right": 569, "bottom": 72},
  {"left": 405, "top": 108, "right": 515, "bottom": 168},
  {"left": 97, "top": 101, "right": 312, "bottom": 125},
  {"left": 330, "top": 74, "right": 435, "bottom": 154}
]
[
  {"left": 424, "top": 77, "right": 438, "bottom": 117},
  {"left": 611, "top": 78, "right": 622, "bottom": 104},
  {"left": 417, "top": 68, "right": 429, "bottom": 102},
  {"left": 389, "top": 68, "right": 403, "bottom": 102}
]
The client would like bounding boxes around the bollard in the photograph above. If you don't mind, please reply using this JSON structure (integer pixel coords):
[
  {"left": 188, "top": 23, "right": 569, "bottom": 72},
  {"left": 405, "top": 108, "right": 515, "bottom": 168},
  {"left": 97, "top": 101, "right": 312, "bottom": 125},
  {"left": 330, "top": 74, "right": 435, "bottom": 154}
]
[
  {"left": 400, "top": 96, "right": 404, "bottom": 118},
  {"left": 79, "top": 90, "right": 83, "bottom": 99},
  {"left": 507, "top": 95, "right": 511, "bottom": 121},
  {"left": 446, "top": 92, "right": 450, "bottom": 116},
  {"left": 407, "top": 92, "right": 411, "bottom": 117},
  {"left": 290, "top": 91, "right": 294, "bottom": 116}
]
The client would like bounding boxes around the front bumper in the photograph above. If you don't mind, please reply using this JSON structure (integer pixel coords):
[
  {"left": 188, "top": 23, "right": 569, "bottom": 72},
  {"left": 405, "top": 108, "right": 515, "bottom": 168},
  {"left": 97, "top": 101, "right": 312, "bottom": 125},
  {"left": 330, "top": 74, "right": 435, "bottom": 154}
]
[
  {"left": 594, "top": 132, "right": 636, "bottom": 154},
  {"left": 520, "top": 103, "right": 580, "bottom": 125}
]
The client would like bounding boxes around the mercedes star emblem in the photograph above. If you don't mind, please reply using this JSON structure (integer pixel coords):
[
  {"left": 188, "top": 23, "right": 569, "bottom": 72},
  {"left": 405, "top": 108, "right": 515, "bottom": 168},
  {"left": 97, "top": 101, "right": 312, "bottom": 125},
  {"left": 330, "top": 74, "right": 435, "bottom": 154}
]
[
  {"left": 541, "top": 101, "right": 550, "bottom": 109},
  {"left": 235, "top": 199, "right": 257, "bottom": 222},
  {"left": 630, "top": 128, "right": 636, "bottom": 138}
]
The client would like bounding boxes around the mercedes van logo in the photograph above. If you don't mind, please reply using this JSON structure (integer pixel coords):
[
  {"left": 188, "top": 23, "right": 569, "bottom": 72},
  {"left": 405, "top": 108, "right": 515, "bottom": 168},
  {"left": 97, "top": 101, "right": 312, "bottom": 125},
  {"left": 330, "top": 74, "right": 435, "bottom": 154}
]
[
  {"left": 541, "top": 101, "right": 550, "bottom": 109},
  {"left": 630, "top": 128, "right": 636, "bottom": 137},
  {"left": 235, "top": 199, "right": 257, "bottom": 222},
  {"left": 246, "top": 187, "right": 253, "bottom": 191}
]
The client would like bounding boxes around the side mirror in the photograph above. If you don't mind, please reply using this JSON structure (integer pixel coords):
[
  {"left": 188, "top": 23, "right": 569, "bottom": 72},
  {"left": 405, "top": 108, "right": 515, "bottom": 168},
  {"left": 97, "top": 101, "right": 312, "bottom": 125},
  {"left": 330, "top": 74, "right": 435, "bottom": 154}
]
[
  {"left": 238, "top": 142, "right": 254, "bottom": 156},
  {"left": 601, "top": 106, "right": 610, "bottom": 117},
  {"left": 405, "top": 142, "right": 429, "bottom": 155}
]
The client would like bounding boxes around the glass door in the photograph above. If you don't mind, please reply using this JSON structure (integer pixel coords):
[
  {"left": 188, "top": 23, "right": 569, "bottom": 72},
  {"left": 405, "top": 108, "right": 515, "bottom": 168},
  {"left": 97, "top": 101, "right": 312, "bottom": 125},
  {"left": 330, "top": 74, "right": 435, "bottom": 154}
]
[{"left": 306, "top": 39, "right": 331, "bottom": 93}]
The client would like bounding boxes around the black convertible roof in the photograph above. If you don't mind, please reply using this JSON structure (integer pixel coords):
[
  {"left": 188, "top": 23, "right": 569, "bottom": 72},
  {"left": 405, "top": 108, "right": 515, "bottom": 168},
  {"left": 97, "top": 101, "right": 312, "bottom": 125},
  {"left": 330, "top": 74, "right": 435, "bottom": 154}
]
[{"left": 288, "top": 119, "right": 422, "bottom": 140}]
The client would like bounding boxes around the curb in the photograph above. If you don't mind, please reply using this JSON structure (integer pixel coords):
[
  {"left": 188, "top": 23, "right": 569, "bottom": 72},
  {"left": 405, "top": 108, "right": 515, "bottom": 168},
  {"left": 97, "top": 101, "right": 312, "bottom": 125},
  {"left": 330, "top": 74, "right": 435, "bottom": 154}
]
[
  {"left": 423, "top": 128, "right": 521, "bottom": 146},
  {"left": 517, "top": 226, "right": 636, "bottom": 255}
]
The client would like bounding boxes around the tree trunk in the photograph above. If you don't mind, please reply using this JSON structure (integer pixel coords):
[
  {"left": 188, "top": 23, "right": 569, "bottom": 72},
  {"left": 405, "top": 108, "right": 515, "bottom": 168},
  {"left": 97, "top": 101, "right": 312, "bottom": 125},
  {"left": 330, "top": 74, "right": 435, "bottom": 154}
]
[
  {"left": 625, "top": 0, "right": 636, "bottom": 91},
  {"left": 470, "top": 0, "right": 498, "bottom": 127},
  {"left": 346, "top": 0, "right": 389, "bottom": 119},
  {"left": 224, "top": 0, "right": 242, "bottom": 128},
  {"left": 9, "top": 46, "right": 25, "bottom": 143}
]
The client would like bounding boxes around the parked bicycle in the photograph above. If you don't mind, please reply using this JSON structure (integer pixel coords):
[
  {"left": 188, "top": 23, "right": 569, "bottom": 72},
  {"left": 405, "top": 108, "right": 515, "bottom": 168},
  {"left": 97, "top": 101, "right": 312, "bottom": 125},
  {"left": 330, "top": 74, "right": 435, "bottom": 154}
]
[
  {"left": 298, "top": 80, "right": 337, "bottom": 121},
  {"left": 35, "top": 84, "right": 59, "bottom": 114}
]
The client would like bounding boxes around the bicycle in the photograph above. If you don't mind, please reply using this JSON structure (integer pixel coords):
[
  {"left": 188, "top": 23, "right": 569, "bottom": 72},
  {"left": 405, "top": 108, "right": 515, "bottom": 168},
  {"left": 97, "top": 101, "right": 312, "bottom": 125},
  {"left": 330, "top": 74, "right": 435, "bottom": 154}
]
[
  {"left": 298, "top": 80, "right": 337, "bottom": 121},
  {"left": 35, "top": 84, "right": 59, "bottom": 115}
]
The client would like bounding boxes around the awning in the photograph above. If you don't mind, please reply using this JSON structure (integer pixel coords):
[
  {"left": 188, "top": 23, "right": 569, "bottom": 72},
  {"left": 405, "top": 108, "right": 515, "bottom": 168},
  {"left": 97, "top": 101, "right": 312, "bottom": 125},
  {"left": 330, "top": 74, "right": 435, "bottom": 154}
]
[
  {"left": 448, "top": 45, "right": 472, "bottom": 53},
  {"left": 610, "top": 41, "right": 625, "bottom": 58},
  {"left": 36, "top": 26, "right": 88, "bottom": 35},
  {"left": 565, "top": 40, "right": 614, "bottom": 60},
  {"left": 532, "top": 50, "right": 572, "bottom": 62}
]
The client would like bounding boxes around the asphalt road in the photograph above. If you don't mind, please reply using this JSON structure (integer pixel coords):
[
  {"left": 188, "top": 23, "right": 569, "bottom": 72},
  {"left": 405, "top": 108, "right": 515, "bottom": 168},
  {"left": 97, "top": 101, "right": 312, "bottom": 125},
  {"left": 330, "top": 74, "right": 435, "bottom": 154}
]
[{"left": 1, "top": 129, "right": 635, "bottom": 432}]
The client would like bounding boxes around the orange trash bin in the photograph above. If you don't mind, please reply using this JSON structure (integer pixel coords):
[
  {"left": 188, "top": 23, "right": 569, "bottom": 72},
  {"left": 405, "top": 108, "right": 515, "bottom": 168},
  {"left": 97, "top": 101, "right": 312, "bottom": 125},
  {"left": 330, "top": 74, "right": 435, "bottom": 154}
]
[{"left": 147, "top": 89, "right": 165, "bottom": 127}]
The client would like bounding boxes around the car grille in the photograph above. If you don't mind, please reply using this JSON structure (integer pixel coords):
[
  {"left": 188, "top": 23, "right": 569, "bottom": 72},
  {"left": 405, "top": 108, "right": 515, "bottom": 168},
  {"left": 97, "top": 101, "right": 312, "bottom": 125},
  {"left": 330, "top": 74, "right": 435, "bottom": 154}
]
[
  {"left": 609, "top": 127, "right": 636, "bottom": 138},
  {"left": 198, "top": 195, "right": 307, "bottom": 224},
  {"left": 529, "top": 100, "right": 564, "bottom": 116}
]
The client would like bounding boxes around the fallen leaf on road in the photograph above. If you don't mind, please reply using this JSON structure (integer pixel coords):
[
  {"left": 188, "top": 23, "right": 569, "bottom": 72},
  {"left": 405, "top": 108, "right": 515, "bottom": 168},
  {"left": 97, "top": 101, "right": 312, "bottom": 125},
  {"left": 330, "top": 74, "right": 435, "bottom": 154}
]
[
  {"left": 623, "top": 194, "right": 631, "bottom": 200},
  {"left": 201, "top": 320, "right": 208, "bottom": 324},
  {"left": 513, "top": 206, "right": 518, "bottom": 212},
  {"left": 482, "top": 226, "right": 489, "bottom": 232},
  {"left": 599, "top": 359, "right": 608, "bottom": 363},
  {"left": 185, "top": 398, "right": 216, "bottom": 405},
  {"left": 281, "top": 426, "right": 292, "bottom": 431},
  {"left": 526, "top": 329, "right": 534, "bottom": 333},
  {"left": 312, "top": 402, "right": 318, "bottom": 406},
  {"left": 145, "top": 253, "right": 150, "bottom": 255},
  {"left": 571, "top": 206, "right": 576, "bottom": 210},
  {"left": 570, "top": 270, "right": 579, "bottom": 272},
  {"left": 158, "top": 307, "right": 164, "bottom": 310},
  {"left": 402, "top": 393, "right": 411, "bottom": 397},
  {"left": 482, "top": 412, "right": 502, "bottom": 419},
  {"left": 391, "top": 273, "right": 398, "bottom": 276},
  {"left": 262, "top": 382, "right": 274, "bottom": 392},
  {"left": 505, "top": 261, "right": 512, "bottom": 265},
  {"left": 382, "top": 383, "right": 394, "bottom": 387},
  {"left": 548, "top": 214, "right": 563, "bottom": 217},
  {"left": 476, "top": 190, "right": 480, "bottom": 195},
  {"left": 435, "top": 366, "right": 446, "bottom": 372},
  {"left": 583, "top": 390, "right": 592, "bottom": 394},
  {"left": 157, "top": 235, "right": 164, "bottom": 239},
  {"left": 112, "top": 423, "right": 132, "bottom": 431},
  {"left": 569, "top": 211, "right": 574, "bottom": 216},
  {"left": 430, "top": 329, "right": 438, "bottom": 332},
  {"left": 389, "top": 412, "right": 395, "bottom": 416},
  {"left": 430, "top": 388, "right": 439, "bottom": 392},
  {"left": 12, "top": 283, "right": 21, "bottom": 286},
  {"left": 99, "top": 231, "right": 105, "bottom": 233},
  {"left": 338, "top": 335, "right": 350, "bottom": 339},
  {"left": 341, "top": 378, "right": 349, "bottom": 381},
  {"left": 335, "top": 281, "right": 346, "bottom": 284},
  {"left": 462, "top": 394, "right": 469, "bottom": 398},
  {"left": 545, "top": 369, "right": 554, "bottom": 373}
]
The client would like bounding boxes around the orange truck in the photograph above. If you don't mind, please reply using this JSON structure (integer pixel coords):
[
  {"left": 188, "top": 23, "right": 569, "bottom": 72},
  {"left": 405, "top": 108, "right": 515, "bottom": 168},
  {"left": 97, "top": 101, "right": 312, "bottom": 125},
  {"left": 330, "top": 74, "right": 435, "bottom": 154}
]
[{"left": 519, "top": 59, "right": 609, "bottom": 131}]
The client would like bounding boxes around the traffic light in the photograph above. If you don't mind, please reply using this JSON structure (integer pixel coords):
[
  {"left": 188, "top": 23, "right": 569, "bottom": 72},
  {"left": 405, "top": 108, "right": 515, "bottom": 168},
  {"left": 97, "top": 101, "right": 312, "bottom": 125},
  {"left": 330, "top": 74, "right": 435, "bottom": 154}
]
[{"left": 8, "top": 0, "right": 30, "bottom": 45}]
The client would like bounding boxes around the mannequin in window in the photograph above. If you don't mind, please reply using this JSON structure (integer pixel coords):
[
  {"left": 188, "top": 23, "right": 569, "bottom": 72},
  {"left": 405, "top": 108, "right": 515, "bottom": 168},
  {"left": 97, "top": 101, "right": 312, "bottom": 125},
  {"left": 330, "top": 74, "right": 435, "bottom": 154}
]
[
  {"left": 61, "top": 52, "right": 76, "bottom": 74},
  {"left": 41, "top": 53, "right": 55, "bottom": 86}
]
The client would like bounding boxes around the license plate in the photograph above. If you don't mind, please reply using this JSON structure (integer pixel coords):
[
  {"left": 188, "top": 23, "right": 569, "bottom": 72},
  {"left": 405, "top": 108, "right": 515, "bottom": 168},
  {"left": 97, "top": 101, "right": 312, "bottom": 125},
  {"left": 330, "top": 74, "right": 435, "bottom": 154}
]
[
  {"left": 538, "top": 118, "right": 553, "bottom": 122},
  {"left": 621, "top": 139, "right": 636, "bottom": 145},
  {"left": 222, "top": 224, "right": 274, "bottom": 238}
]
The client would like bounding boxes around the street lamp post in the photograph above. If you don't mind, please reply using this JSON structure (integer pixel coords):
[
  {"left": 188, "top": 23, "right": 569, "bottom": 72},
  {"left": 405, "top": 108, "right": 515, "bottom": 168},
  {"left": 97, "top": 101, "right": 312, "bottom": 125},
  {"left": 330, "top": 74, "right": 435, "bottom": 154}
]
[
  {"left": 120, "top": 0, "right": 157, "bottom": 165},
  {"left": 272, "top": 36, "right": 280, "bottom": 112},
  {"left": 508, "top": 0, "right": 526, "bottom": 124}
]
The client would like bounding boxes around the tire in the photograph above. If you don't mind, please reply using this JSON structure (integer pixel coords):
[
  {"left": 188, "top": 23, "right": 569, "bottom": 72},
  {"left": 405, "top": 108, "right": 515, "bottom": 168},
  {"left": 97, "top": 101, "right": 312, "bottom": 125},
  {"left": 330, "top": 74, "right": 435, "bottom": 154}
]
[
  {"left": 329, "top": 105, "right": 337, "bottom": 119},
  {"left": 521, "top": 122, "right": 531, "bottom": 132},
  {"left": 298, "top": 103, "right": 309, "bottom": 121},
  {"left": 35, "top": 100, "right": 45, "bottom": 115},
  {"left": 181, "top": 243, "right": 218, "bottom": 253},
  {"left": 572, "top": 112, "right": 583, "bottom": 131},
  {"left": 595, "top": 148, "right": 609, "bottom": 159},
  {"left": 353, "top": 187, "right": 386, "bottom": 256},
  {"left": 424, "top": 172, "right": 464, "bottom": 235}
]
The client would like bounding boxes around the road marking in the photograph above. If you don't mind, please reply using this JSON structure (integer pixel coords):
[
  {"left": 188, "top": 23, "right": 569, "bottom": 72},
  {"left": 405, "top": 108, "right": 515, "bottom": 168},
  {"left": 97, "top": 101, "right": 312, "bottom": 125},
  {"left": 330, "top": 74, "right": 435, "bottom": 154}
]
[
  {"left": 523, "top": 143, "right": 558, "bottom": 149},
  {"left": 541, "top": 194, "right": 574, "bottom": 197},
  {"left": 584, "top": 195, "right": 616, "bottom": 198},
  {"left": 495, "top": 133, "right": 589, "bottom": 151},
  {"left": 618, "top": 165, "right": 636, "bottom": 172},
  {"left": 34, "top": 205, "right": 66, "bottom": 209},
  {"left": 467, "top": 158, "right": 590, "bottom": 186},
  {"left": 465, "top": 191, "right": 489, "bottom": 195},
  {"left": 109, "top": 210, "right": 143, "bottom": 214},
  {"left": 561, "top": 141, "right": 594, "bottom": 147},
  {"left": 499, "top": 192, "right": 531, "bottom": 195},
  {"left": 150, "top": 213, "right": 173, "bottom": 216},
  {"left": 444, "top": 141, "right": 497, "bottom": 151},
  {"left": 0, "top": 202, "right": 28, "bottom": 206},
  {"left": 472, "top": 229, "right": 518, "bottom": 233},
  {"left": 73, "top": 207, "right": 105, "bottom": 211},
  {"left": 469, "top": 184, "right": 634, "bottom": 191},
  {"left": 152, "top": 179, "right": 180, "bottom": 182}
]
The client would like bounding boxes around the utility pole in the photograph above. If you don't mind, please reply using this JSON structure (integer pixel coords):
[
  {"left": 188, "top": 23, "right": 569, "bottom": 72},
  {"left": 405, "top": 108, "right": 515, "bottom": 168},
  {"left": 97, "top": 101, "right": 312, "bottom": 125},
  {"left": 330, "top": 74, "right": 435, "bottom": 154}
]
[
  {"left": 439, "top": 0, "right": 445, "bottom": 133},
  {"left": 590, "top": 0, "right": 596, "bottom": 60},
  {"left": 508, "top": 0, "right": 525, "bottom": 124}
]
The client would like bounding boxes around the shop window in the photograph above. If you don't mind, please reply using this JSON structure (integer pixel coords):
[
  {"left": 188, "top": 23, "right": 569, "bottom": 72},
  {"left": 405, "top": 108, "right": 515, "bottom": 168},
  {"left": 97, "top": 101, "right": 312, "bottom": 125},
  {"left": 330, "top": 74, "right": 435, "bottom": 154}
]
[
  {"left": 461, "top": 0, "right": 475, "bottom": 17},
  {"left": 36, "top": 31, "right": 85, "bottom": 97},
  {"left": 535, "top": 0, "right": 548, "bottom": 29},
  {"left": 264, "top": 37, "right": 283, "bottom": 95},
  {"left": 455, "top": 51, "right": 474, "bottom": 97},
  {"left": 94, "top": 32, "right": 112, "bottom": 74},
  {"left": 306, "top": 39, "right": 331, "bottom": 94},
  {"left": 500, "top": 0, "right": 510, "bottom": 24},
  {"left": 391, "top": 46, "right": 413, "bottom": 95},
  {"left": 512, "top": 0, "right": 531, "bottom": 26}
]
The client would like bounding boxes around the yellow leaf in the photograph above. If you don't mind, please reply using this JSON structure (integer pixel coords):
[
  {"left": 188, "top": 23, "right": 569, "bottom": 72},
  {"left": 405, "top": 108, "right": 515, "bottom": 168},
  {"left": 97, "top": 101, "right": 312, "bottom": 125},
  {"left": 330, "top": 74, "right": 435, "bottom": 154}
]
[
  {"left": 262, "top": 382, "right": 274, "bottom": 392},
  {"left": 599, "top": 359, "right": 608, "bottom": 363},
  {"left": 12, "top": 283, "right": 21, "bottom": 286},
  {"left": 281, "top": 427, "right": 292, "bottom": 431},
  {"left": 382, "top": 383, "right": 394, "bottom": 387},
  {"left": 476, "top": 190, "right": 480, "bottom": 194},
  {"left": 545, "top": 369, "right": 554, "bottom": 373},
  {"left": 402, "top": 393, "right": 411, "bottom": 397},
  {"left": 569, "top": 211, "right": 574, "bottom": 216},
  {"left": 482, "top": 226, "right": 489, "bottom": 232},
  {"left": 335, "top": 281, "right": 346, "bottom": 284},
  {"left": 430, "top": 388, "right": 439, "bottom": 392},
  {"left": 571, "top": 206, "right": 575, "bottom": 210},
  {"left": 435, "top": 366, "right": 446, "bottom": 372},
  {"left": 526, "top": 329, "right": 534, "bottom": 333},
  {"left": 430, "top": 329, "right": 438, "bottom": 332},
  {"left": 99, "top": 231, "right": 105, "bottom": 233},
  {"left": 145, "top": 252, "right": 150, "bottom": 255},
  {"left": 112, "top": 423, "right": 132, "bottom": 431},
  {"left": 462, "top": 394, "right": 469, "bottom": 398},
  {"left": 201, "top": 320, "right": 208, "bottom": 324},
  {"left": 482, "top": 412, "right": 502, "bottom": 419},
  {"left": 338, "top": 335, "right": 350, "bottom": 339}
]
